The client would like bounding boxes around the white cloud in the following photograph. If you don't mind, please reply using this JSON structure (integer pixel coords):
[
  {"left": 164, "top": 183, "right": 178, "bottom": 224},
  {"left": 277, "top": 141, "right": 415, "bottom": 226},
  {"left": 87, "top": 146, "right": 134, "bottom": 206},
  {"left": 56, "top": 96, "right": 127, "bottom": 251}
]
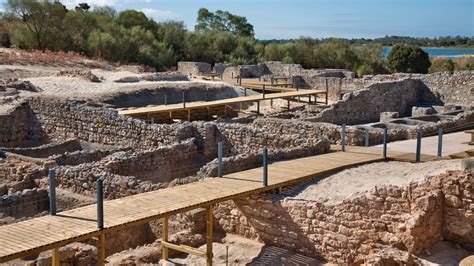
[{"left": 140, "top": 8, "right": 180, "bottom": 22}]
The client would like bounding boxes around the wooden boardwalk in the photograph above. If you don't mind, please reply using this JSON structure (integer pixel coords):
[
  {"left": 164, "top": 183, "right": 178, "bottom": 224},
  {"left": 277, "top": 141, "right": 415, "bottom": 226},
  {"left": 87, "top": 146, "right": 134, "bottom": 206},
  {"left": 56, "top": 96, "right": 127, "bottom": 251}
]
[
  {"left": 0, "top": 146, "right": 438, "bottom": 264},
  {"left": 117, "top": 90, "right": 326, "bottom": 122}
]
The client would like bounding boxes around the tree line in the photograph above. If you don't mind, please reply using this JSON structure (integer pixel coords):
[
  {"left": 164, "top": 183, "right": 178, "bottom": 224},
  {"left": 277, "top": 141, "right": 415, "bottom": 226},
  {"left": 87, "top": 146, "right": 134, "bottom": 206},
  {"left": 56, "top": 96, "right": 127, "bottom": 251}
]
[
  {"left": 0, "top": 1, "right": 472, "bottom": 75},
  {"left": 260, "top": 35, "right": 474, "bottom": 47}
]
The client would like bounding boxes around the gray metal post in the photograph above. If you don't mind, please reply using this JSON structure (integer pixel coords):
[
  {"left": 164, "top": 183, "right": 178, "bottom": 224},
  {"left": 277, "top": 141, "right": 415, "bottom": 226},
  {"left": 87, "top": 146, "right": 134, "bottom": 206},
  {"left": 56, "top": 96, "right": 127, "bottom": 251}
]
[
  {"left": 364, "top": 128, "right": 369, "bottom": 147},
  {"left": 262, "top": 84, "right": 266, "bottom": 99},
  {"left": 244, "top": 88, "right": 247, "bottom": 97},
  {"left": 48, "top": 168, "right": 56, "bottom": 215},
  {"left": 263, "top": 147, "right": 268, "bottom": 186},
  {"left": 239, "top": 77, "right": 242, "bottom": 85},
  {"left": 182, "top": 91, "right": 186, "bottom": 108},
  {"left": 437, "top": 128, "right": 443, "bottom": 158},
  {"left": 296, "top": 82, "right": 299, "bottom": 91},
  {"left": 217, "top": 141, "right": 223, "bottom": 177},
  {"left": 383, "top": 128, "right": 388, "bottom": 160},
  {"left": 341, "top": 124, "right": 346, "bottom": 152},
  {"left": 151, "top": 117, "right": 155, "bottom": 124},
  {"left": 416, "top": 131, "right": 421, "bottom": 163},
  {"left": 96, "top": 179, "right": 104, "bottom": 230},
  {"left": 164, "top": 95, "right": 168, "bottom": 105}
]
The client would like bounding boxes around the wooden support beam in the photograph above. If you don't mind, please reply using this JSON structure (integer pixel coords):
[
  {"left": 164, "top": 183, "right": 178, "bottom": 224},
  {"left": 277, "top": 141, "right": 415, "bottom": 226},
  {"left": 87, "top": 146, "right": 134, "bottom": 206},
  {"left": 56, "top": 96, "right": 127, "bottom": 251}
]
[
  {"left": 98, "top": 233, "right": 106, "bottom": 266},
  {"left": 162, "top": 217, "right": 169, "bottom": 260},
  {"left": 287, "top": 99, "right": 290, "bottom": 110},
  {"left": 270, "top": 99, "right": 273, "bottom": 107},
  {"left": 206, "top": 205, "right": 213, "bottom": 266},
  {"left": 162, "top": 241, "right": 207, "bottom": 257},
  {"left": 188, "top": 109, "right": 191, "bottom": 121},
  {"left": 257, "top": 101, "right": 260, "bottom": 115},
  {"left": 52, "top": 248, "right": 60, "bottom": 266}
]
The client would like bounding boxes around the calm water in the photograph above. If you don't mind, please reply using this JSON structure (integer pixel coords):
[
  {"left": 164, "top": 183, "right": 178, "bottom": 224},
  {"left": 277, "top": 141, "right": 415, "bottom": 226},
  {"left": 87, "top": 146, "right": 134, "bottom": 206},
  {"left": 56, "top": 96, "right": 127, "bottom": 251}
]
[{"left": 383, "top": 47, "right": 474, "bottom": 58}]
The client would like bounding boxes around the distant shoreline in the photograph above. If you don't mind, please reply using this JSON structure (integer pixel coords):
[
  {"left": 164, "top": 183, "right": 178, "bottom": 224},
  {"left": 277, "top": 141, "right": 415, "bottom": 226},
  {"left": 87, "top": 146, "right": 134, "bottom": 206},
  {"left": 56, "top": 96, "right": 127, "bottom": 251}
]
[{"left": 383, "top": 46, "right": 474, "bottom": 49}]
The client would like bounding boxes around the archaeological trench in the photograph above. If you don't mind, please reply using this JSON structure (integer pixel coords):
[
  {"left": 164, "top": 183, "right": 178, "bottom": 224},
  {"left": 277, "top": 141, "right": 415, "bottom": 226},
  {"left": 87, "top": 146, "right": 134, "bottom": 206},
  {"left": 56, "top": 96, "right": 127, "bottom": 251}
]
[{"left": 0, "top": 61, "right": 473, "bottom": 265}]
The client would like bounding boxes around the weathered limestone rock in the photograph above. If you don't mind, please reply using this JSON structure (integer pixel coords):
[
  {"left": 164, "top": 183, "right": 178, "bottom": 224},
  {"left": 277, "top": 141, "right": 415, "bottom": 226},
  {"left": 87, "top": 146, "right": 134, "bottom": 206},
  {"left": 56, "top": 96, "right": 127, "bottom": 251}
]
[
  {"left": 177, "top": 62, "right": 211, "bottom": 76},
  {"left": 380, "top": 112, "right": 399, "bottom": 123},
  {"left": 412, "top": 106, "right": 435, "bottom": 117}
]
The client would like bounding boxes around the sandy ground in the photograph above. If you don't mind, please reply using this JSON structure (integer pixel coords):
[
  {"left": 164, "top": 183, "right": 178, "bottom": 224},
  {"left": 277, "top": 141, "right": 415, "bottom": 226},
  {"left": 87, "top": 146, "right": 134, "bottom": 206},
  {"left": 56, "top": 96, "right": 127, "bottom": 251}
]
[
  {"left": 26, "top": 70, "right": 232, "bottom": 100},
  {"left": 419, "top": 241, "right": 474, "bottom": 265},
  {"left": 292, "top": 159, "right": 462, "bottom": 204},
  {"left": 375, "top": 132, "right": 472, "bottom": 157},
  {"left": 161, "top": 234, "right": 327, "bottom": 266}
]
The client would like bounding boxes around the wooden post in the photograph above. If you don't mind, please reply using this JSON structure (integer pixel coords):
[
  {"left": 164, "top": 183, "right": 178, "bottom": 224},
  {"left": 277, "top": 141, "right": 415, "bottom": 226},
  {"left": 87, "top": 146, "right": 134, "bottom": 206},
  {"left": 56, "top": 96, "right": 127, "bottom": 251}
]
[
  {"left": 287, "top": 99, "right": 290, "bottom": 110},
  {"left": 188, "top": 109, "right": 191, "bottom": 121},
  {"left": 270, "top": 99, "right": 273, "bottom": 107},
  {"left": 257, "top": 101, "right": 260, "bottom": 115},
  {"left": 163, "top": 217, "right": 169, "bottom": 260},
  {"left": 206, "top": 205, "right": 213, "bottom": 266},
  {"left": 52, "top": 248, "right": 60, "bottom": 266},
  {"left": 98, "top": 233, "right": 106, "bottom": 266}
]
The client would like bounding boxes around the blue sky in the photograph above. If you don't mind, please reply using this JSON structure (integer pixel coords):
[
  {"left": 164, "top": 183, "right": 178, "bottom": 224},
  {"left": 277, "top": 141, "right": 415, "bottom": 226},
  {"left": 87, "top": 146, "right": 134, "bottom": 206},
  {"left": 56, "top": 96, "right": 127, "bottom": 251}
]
[{"left": 3, "top": 0, "right": 473, "bottom": 39}]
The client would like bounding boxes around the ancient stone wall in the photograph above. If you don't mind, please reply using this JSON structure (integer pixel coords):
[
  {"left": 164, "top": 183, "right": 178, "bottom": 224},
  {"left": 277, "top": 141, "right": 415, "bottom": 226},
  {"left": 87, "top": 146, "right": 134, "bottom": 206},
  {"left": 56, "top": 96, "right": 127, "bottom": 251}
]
[
  {"left": 351, "top": 71, "right": 474, "bottom": 107},
  {"left": 263, "top": 61, "right": 303, "bottom": 77},
  {"left": 315, "top": 79, "right": 424, "bottom": 125},
  {"left": 216, "top": 123, "right": 328, "bottom": 154},
  {"left": 52, "top": 148, "right": 120, "bottom": 166},
  {"left": 0, "top": 103, "right": 47, "bottom": 148},
  {"left": 2, "top": 139, "right": 80, "bottom": 158},
  {"left": 28, "top": 99, "right": 194, "bottom": 149},
  {"left": 198, "top": 139, "right": 330, "bottom": 177},
  {"left": 102, "top": 139, "right": 199, "bottom": 182},
  {"left": 0, "top": 188, "right": 49, "bottom": 218},
  {"left": 177, "top": 62, "right": 211, "bottom": 76},
  {"left": 214, "top": 170, "right": 473, "bottom": 263},
  {"left": 213, "top": 63, "right": 236, "bottom": 75}
]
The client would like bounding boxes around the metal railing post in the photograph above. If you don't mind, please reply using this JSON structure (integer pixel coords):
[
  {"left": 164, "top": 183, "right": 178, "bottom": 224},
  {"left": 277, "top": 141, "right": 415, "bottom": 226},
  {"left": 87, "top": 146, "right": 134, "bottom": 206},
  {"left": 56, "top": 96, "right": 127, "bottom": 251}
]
[
  {"left": 416, "top": 131, "right": 422, "bottom": 163},
  {"left": 182, "top": 91, "right": 186, "bottom": 108},
  {"left": 244, "top": 88, "right": 247, "bottom": 97},
  {"left": 437, "top": 128, "right": 443, "bottom": 158},
  {"left": 341, "top": 124, "right": 346, "bottom": 152},
  {"left": 262, "top": 84, "right": 266, "bottom": 99},
  {"left": 96, "top": 179, "right": 104, "bottom": 230},
  {"left": 49, "top": 168, "right": 56, "bottom": 215},
  {"left": 263, "top": 147, "right": 268, "bottom": 186},
  {"left": 364, "top": 128, "right": 369, "bottom": 147},
  {"left": 151, "top": 117, "right": 155, "bottom": 124},
  {"left": 217, "top": 141, "right": 223, "bottom": 177},
  {"left": 164, "top": 95, "right": 168, "bottom": 105},
  {"left": 383, "top": 128, "right": 388, "bottom": 160}
]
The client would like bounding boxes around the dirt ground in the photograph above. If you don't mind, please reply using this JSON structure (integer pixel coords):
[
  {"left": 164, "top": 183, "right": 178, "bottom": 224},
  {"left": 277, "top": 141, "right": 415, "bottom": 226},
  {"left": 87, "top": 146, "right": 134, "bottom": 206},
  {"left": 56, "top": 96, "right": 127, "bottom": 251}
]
[{"left": 292, "top": 159, "right": 462, "bottom": 204}]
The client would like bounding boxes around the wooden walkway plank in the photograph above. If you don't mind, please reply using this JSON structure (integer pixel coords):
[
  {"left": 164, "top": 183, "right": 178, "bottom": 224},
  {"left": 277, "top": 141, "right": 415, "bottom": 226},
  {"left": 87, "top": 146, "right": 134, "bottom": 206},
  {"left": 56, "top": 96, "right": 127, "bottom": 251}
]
[{"left": 0, "top": 146, "right": 441, "bottom": 262}]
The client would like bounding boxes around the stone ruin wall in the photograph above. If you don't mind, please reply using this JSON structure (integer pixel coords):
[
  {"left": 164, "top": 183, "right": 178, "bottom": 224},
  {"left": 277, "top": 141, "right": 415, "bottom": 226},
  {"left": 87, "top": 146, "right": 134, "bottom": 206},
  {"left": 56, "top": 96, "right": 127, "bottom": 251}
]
[
  {"left": 0, "top": 103, "right": 47, "bottom": 148},
  {"left": 28, "top": 99, "right": 194, "bottom": 149},
  {"left": 214, "top": 170, "right": 474, "bottom": 263},
  {"left": 315, "top": 79, "right": 425, "bottom": 125},
  {"left": 177, "top": 62, "right": 211, "bottom": 76},
  {"left": 100, "top": 139, "right": 199, "bottom": 182},
  {"left": 0, "top": 188, "right": 49, "bottom": 219},
  {"left": 350, "top": 71, "right": 474, "bottom": 107},
  {"left": 1, "top": 139, "right": 81, "bottom": 158},
  {"left": 198, "top": 139, "right": 330, "bottom": 177}
]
